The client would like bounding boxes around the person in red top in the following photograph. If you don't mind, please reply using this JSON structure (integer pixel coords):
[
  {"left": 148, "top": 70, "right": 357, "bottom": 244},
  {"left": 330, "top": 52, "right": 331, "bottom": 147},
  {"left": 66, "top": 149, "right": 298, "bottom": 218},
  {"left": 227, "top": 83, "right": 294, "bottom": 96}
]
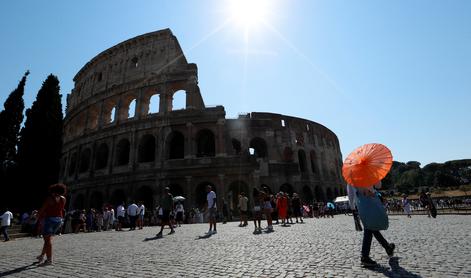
[
  {"left": 36, "top": 183, "right": 67, "bottom": 265},
  {"left": 277, "top": 192, "right": 288, "bottom": 226}
]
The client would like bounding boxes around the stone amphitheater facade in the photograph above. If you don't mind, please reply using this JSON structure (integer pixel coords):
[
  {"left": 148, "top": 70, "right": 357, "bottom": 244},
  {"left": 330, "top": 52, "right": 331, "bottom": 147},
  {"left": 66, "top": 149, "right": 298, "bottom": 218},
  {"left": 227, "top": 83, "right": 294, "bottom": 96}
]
[{"left": 60, "top": 29, "right": 345, "bottom": 211}]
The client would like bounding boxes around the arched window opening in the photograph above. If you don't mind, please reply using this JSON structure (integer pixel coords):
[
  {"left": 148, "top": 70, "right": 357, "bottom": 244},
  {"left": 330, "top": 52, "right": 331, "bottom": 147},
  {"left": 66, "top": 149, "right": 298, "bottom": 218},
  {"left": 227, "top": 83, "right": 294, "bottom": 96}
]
[
  {"left": 115, "top": 139, "right": 130, "bottom": 166},
  {"left": 172, "top": 90, "right": 186, "bottom": 111},
  {"left": 298, "top": 150, "right": 307, "bottom": 173},
  {"left": 196, "top": 129, "right": 215, "bottom": 157},
  {"left": 138, "top": 134, "right": 155, "bottom": 163},
  {"left": 149, "top": 94, "right": 159, "bottom": 114},
  {"left": 128, "top": 99, "right": 137, "bottom": 118},
  {"left": 108, "top": 107, "right": 116, "bottom": 124},
  {"left": 249, "top": 137, "right": 268, "bottom": 158},
  {"left": 68, "top": 153, "right": 77, "bottom": 177},
  {"left": 168, "top": 132, "right": 184, "bottom": 159},
  {"left": 231, "top": 139, "right": 241, "bottom": 155},
  {"left": 95, "top": 143, "right": 109, "bottom": 170},
  {"left": 78, "top": 148, "right": 91, "bottom": 173}
]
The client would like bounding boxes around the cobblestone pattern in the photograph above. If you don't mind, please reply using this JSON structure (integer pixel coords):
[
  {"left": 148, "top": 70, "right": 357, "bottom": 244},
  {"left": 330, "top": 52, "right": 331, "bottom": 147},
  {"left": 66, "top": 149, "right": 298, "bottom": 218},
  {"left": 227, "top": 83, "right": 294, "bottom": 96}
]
[{"left": 0, "top": 215, "right": 470, "bottom": 277}]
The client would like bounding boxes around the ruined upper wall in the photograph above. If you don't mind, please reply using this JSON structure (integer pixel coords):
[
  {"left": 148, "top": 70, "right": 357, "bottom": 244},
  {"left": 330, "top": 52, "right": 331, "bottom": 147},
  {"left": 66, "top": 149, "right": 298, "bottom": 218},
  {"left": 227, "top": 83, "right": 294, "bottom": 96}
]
[{"left": 67, "top": 29, "right": 197, "bottom": 112}]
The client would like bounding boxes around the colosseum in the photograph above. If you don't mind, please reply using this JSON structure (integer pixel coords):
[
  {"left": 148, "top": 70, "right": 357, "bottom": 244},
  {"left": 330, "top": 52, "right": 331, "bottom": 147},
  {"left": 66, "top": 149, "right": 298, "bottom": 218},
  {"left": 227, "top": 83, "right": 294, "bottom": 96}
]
[{"left": 60, "top": 29, "right": 345, "bottom": 212}]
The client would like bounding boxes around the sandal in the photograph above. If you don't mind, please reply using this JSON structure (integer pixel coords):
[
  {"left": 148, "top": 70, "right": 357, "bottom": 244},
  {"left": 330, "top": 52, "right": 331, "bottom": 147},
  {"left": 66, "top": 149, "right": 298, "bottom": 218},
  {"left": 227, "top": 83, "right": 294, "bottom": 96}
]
[
  {"left": 39, "top": 259, "right": 53, "bottom": 266},
  {"left": 36, "top": 255, "right": 45, "bottom": 263}
]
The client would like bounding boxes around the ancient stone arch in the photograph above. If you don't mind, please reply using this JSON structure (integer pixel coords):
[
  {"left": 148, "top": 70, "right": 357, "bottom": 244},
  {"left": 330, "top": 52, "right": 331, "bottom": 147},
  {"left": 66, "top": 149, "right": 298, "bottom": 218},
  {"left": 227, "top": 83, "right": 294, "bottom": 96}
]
[
  {"left": 249, "top": 137, "right": 268, "bottom": 158},
  {"left": 115, "top": 138, "right": 130, "bottom": 166},
  {"left": 167, "top": 131, "right": 184, "bottom": 159},
  {"left": 196, "top": 129, "right": 215, "bottom": 157},
  {"left": 95, "top": 143, "right": 109, "bottom": 170},
  {"left": 138, "top": 134, "right": 156, "bottom": 163}
]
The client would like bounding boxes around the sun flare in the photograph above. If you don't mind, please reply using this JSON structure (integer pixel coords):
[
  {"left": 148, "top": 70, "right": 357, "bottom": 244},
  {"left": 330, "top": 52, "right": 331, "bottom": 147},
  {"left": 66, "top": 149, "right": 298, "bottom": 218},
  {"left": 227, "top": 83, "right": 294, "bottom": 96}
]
[{"left": 229, "top": 0, "right": 271, "bottom": 30}]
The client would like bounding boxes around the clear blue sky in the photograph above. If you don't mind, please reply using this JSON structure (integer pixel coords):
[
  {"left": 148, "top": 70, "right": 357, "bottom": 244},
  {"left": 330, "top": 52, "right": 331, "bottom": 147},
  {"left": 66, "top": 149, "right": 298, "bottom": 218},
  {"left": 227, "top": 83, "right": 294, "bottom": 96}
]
[{"left": 1, "top": 0, "right": 470, "bottom": 166}]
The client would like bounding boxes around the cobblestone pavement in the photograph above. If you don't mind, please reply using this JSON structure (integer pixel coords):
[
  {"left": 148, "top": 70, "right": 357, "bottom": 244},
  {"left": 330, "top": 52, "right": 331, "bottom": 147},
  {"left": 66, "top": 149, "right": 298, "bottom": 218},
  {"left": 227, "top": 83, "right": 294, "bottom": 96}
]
[{"left": 1, "top": 215, "right": 470, "bottom": 277}]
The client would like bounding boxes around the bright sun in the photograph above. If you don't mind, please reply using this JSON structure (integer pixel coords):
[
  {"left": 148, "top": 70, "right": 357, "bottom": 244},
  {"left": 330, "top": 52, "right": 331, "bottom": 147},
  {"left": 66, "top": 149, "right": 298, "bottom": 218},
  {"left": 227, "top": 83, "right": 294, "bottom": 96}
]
[{"left": 229, "top": 0, "right": 271, "bottom": 30}]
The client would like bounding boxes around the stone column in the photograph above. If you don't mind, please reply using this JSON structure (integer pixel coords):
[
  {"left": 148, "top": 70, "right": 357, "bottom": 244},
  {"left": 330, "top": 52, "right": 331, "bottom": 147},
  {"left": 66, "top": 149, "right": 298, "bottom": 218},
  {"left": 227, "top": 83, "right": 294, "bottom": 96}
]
[
  {"left": 217, "top": 174, "right": 225, "bottom": 209},
  {"left": 185, "top": 122, "right": 194, "bottom": 159}
]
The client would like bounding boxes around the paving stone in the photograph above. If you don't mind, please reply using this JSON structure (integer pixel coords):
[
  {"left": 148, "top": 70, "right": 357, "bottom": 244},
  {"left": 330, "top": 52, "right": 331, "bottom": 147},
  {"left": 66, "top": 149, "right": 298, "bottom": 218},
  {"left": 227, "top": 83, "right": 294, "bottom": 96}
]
[{"left": 0, "top": 215, "right": 469, "bottom": 277}]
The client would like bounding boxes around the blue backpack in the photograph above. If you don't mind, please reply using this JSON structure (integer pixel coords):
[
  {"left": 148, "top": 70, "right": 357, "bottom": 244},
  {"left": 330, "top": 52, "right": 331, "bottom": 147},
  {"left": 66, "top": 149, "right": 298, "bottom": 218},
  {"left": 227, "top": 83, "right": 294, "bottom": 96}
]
[{"left": 356, "top": 190, "right": 389, "bottom": 231}]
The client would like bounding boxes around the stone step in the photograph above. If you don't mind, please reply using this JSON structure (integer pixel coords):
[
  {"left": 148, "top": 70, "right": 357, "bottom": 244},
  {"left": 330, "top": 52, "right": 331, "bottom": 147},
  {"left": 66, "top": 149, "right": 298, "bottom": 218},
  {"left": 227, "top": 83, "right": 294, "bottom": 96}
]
[{"left": 8, "top": 232, "right": 30, "bottom": 240}]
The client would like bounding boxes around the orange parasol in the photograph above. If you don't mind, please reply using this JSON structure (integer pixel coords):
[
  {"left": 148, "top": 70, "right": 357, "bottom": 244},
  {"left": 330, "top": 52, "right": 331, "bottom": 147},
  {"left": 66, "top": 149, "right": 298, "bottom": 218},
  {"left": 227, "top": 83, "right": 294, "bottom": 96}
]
[{"left": 342, "top": 143, "right": 393, "bottom": 188}]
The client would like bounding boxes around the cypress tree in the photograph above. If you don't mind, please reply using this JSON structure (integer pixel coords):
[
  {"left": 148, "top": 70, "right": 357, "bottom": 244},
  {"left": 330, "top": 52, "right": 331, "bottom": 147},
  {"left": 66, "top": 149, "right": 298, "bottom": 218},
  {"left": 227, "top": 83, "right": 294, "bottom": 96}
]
[
  {"left": 0, "top": 71, "right": 29, "bottom": 165},
  {"left": 17, "top": 74, "right": 63, "bottom": 208}
]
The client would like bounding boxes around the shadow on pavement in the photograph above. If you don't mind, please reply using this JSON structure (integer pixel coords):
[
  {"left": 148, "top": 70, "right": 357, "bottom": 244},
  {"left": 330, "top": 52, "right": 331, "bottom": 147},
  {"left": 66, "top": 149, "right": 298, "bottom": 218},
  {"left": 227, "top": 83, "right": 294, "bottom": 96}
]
[
  {"left": 143, "top": 236, "right": 163, "bottom": 241},
  {"left": 195, "top": 234, "right": 212, "bottom": 240},
  {"left": 367, "top": 257, "right": 422, "bottom": 278},
  {"left": 0, "top": 263, "right": 37, "bottom": 277}
]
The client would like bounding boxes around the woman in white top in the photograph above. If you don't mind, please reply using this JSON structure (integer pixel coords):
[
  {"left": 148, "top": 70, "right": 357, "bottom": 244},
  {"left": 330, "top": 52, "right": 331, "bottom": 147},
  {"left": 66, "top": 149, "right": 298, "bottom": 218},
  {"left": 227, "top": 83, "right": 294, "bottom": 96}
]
[
  {"left": 175, "top": 202, "right": 184, "bottom": 227},
  {"left": 402, "top": 195, "right": 412, "bottom": 218}
]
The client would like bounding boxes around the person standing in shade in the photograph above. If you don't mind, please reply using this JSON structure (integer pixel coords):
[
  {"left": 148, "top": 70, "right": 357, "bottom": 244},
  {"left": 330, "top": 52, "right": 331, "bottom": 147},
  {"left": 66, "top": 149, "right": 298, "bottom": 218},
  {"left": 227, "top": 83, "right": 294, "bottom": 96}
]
[
  {"left": 1, "top": 208, "right": 13, "bottom": 242},
  {"left": 292, "top": 193, "right": 303, "bottom": 223},
  {"left": 206, "top": 185, "right": 217, "bottom": 234},
  {"left": 116, "top": 202, "right": 125, "bottom": 231},
  {"left": 238, "top": 192, "right": 249, "bottom": 227},
  {"left": 36, "top": 184, "right": 67, "bottom": 265},
  {"left": 156, "top": 187, "right": 175, "bottom": 238},
  {"left": 137, "top": 202, "right": 145, "bottom": 229},
  {"left": 347, "top": 182, "right": 395, "bottom": 267},
  {"left": 127, "top": 202, "right": 139, "bottom": 231}
]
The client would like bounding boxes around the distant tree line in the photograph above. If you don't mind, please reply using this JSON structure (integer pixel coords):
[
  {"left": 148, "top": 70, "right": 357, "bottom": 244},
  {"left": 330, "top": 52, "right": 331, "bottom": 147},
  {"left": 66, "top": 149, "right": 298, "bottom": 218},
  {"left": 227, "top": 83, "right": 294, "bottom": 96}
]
[
  {"left": 0, "top": 72, "right": 63, "bottom": 210},
  {"left": 382, "top": 159, "right": 471, "bottom": 194}
]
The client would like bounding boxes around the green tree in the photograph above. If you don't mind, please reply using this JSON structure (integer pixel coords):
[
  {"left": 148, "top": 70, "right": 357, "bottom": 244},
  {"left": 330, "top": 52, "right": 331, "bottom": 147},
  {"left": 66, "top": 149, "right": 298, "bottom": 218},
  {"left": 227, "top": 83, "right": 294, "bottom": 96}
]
[
  {"left": 0, "top": 71, "right": 29, "bottom": 164},
  {"left": 17, "top": 74, "right": 63, "bottom": 208}
]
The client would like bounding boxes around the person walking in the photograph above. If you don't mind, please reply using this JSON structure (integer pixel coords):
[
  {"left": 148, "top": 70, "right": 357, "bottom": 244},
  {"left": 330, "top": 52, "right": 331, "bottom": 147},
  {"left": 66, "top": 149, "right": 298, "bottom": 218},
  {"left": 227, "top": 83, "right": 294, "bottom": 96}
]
[
  {"left": 156, "top": 187, "right": 175, "bottom": 238},
  {"left": 206, "top": 185, "right": 217, "bottom": 234},
  {"left": 402, "top": 195, "right": 412, "bottom": 218},
  {"left": 222, "top": 198, "right": 229, "bottom": 224},
  {"left": 127, "top": 202, "right": 139, "bottom": 230},
  {"left": 36, "top": 183, "right": 67, "bottom": 265},
  {"left": 1, "top": 208, "right": 13, "bottom": 242},
  {"left": 347, "top": 182, "right": 395, "bottom": 267}
]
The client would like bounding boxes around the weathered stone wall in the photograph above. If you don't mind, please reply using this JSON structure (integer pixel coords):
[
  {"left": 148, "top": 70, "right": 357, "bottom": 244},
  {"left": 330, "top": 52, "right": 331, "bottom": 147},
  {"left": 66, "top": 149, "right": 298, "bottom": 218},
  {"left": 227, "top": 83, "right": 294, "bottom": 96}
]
[{"left": 61, "top": 29, "right": 345, "bottom": 212}]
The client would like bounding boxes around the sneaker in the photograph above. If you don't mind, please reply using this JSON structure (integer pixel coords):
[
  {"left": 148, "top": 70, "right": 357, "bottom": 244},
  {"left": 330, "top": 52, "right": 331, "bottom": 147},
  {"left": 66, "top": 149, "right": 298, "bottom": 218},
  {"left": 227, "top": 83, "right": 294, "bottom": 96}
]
[
  {"left": 206, "top": 230, "right": 213, "bottom": 235},
  {"left": 386, "top": 243, "right": 395, "bottom": 257},
  {"left": 168, "top": 230, "right": 175, "bottom": 235},
  {"left": 156, "top": 232, "right": 163, "bottom": 238},
  {"left": 361, "top": 256, "right": 377, "bottom": 267},
  {"left": 212, "top": 230, "right": 217, "bottom": 234}
]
